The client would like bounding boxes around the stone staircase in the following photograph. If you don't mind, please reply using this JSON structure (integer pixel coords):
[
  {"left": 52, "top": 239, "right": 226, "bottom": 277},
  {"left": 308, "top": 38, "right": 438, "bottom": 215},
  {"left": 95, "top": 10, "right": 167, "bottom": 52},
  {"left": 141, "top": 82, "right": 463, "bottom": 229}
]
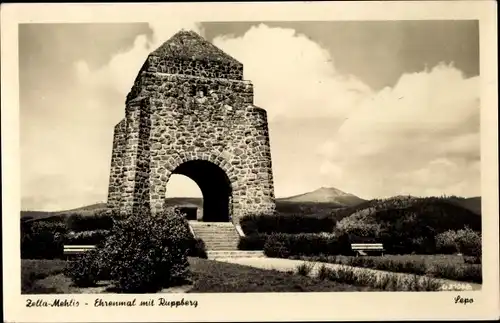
[
  {"left": 189, "top": 221, "right": 265, "bottom": 259},
  {"left": 207, "top": 250, "right": 265, "bottom": 260}
]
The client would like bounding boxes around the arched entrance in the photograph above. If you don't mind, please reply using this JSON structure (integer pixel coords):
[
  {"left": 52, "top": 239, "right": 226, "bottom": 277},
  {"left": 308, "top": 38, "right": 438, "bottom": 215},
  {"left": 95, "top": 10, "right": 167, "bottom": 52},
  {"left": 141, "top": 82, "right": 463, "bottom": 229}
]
[{"left": 168, "top": 160, "right": 232, "bottom": 222}]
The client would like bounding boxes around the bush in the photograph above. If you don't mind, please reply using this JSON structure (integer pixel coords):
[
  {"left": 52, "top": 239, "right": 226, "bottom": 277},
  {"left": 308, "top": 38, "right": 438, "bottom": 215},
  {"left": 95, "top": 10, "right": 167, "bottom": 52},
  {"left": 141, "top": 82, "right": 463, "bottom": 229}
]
[
  {"left": 65, "top": 210, "right": 114, "bottom": 232},
  {"left": 188, "top": 238, "right": 208, "bottom": 259},
  {"left": 64, "top": 208, "right": 193, "bottom": 292},
  {"left": 436, "top": 227, "right": 482, "bottom": 256},
  {"left": 64, "top": 249, "right": 101, "bottom": 287},
  {"left": 240, "top": 213, "right": 336, "bottom": 235},
  {"left": 64, "top": 230, "right": 110, "bottom": 245},
  {"left": 263, "top": 233, "right": 352, "bottom": 258},
  {"left": 98, "top": 209, "right": 192, "bottom": 293},
  {"left": 21, "top": 222, "right": 66, "bottom": 259},
  {"left": 296, "top": 262, "right": 314, "bottom": 276},
  {"left": 238, "top": 234, "right": 269, "bottom": 250}
]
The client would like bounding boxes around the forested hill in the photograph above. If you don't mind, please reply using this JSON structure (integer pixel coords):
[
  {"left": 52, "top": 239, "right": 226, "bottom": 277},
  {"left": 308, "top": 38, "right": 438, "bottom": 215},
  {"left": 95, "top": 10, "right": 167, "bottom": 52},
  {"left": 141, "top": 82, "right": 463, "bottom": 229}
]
[{"left": 332, "top": 195, "right": 481, "bottom": 232}]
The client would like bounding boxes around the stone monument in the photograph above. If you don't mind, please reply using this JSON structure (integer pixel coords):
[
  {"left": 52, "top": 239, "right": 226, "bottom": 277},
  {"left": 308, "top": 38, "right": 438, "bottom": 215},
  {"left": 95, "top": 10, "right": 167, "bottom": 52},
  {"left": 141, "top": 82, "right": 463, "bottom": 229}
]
[{"left": 107, "top": 30, "right": 276, "bottom": 224}]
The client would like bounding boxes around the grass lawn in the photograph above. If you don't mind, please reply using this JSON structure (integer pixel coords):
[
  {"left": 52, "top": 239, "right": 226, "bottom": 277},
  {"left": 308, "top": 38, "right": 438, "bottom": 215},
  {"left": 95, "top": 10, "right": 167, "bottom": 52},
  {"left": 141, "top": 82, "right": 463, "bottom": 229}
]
[
  {"left": 187, "top": 258, "right": 377, "bottom": 292},
  {"left": 21, "top": 259, "right": 69, "bottom": 294},
  {"left": 21, "top": 258, "right": 379, "bottom": 294},
  {"left": 294, "top": 254, "right": 482, "bottom": 284}
]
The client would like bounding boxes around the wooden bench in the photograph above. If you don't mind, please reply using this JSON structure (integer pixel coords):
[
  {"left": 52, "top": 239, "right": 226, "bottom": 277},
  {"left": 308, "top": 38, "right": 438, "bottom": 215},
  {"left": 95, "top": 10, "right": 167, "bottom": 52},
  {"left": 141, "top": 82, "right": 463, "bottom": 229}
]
[
  {"left": 63, "top": 245, "right": 96, "bottom": 258},
  {"left": 351, "top": 243, "right": 384, "bottom": 256}
]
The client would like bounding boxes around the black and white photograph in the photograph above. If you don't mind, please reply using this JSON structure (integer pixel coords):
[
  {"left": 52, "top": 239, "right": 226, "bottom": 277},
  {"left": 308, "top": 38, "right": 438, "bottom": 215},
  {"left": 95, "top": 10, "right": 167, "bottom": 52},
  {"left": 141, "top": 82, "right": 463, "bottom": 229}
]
[{"left": 2, "top": 2, "right": 498, "bottom": 322}]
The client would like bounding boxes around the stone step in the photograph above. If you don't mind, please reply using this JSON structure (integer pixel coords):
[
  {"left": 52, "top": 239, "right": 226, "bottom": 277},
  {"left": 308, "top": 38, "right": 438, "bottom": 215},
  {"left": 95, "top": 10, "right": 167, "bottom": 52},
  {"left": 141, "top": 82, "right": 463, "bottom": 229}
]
[
  {"left": 204, "top": 242, "right": 239, "bottom": 246},
  {"left": 195, "top": 233, "right": 237, "bottom": 235},
  {"left": 207, "top": 250, "right": 265, "bottom": 259},
  {"left": 195, "top": 235, "right": 239, "bottom": 239},
  {"left": 204, "top": 244, "right": 239, "bottom": 247},
  {"left": 201, "top": 243, "right": 239, "bottom": 246},
  {"left": 196, "top": 235, "right": 237, "bottom": 237},
  {"left": 190, "top": 222, "right": 242, "bottom": 252},
  {"left": 204, "top": 243, "right": 239, "bottom": 247},
  {"left": 193, "top": 230, "right": 237, "bottom": 233},
  {"left": 194, "top": 234, "right": 239, "bottom": 239},
  {"left": 207, "top": 248, "right": 239, "bottom": 251},
  {"left": 196, "top": 234, "right": 240, "bottom": 240},
  {"left": 193, "top": 228, "right": 237, "bottom": 230},
  {"left": 203, "top": 240, "right": 239, "bottom": 246},
  {"left": 189, "top": 223, "right": 235, "bottom": 227}
]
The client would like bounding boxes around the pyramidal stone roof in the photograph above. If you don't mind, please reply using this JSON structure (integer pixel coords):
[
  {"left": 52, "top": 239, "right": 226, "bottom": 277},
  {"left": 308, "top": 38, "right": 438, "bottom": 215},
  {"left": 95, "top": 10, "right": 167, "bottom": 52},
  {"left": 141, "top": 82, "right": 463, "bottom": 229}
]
[{"left": 150, "top": 30, "right": 241, "bottom": 65}]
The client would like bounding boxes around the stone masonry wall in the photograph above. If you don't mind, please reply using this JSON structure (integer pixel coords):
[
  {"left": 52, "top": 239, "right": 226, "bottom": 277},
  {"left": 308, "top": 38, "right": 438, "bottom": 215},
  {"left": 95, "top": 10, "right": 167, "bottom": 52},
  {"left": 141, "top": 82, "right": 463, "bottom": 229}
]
[
  {"left": 146, "top": 55, "right": 243, "bottom": 80},
  {"left": 107, "top": 119, "right": 127, "bottom": 208},
  {"left": 107, "top": 30, "right": 276, "bottom": 223}
]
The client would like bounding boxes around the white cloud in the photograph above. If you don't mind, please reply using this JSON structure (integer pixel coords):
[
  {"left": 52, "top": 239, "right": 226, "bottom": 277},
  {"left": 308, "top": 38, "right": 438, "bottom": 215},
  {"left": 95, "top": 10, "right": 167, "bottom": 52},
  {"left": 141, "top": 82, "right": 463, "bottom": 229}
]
[
  {"left": 213, "top": 24, "right": 372, "bottom": 121},
  {"left": 75, "top": 20, "right": 202, "bottom": 96},
  {"left": 316, "top": 64, "right": 480, "bottom": 198},
  {"left": 213, "top": 24, "right": 480, "bottom": 198}
]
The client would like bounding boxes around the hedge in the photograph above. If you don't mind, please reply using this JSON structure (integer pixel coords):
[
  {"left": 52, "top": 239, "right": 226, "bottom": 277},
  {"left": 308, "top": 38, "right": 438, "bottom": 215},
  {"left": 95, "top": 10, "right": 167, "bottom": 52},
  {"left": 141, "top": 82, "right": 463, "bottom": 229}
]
[
  {"left": 65, "top": 211, "right": 114, "bottom": 232},
  {"left": 240, "top": 213, "right": 336, "bottom": 235},
  {"left": 238, "top": 234, "right": 270, "bottom": 250},
  {"left": 21, "top": 221, "right": 67, "bottom": 259},
  {"left": 263, "top": 233, "right": 352, "bottom": 258}
]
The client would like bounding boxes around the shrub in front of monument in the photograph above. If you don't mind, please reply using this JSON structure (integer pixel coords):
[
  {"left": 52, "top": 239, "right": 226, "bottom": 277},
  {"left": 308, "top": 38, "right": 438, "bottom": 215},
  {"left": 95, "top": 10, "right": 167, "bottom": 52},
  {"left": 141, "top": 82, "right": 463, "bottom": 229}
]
[
  {"left": 64, "top": 209, "right": 192, "bottom": 292},
  {"left": 240, "top": 213, "right": 336, "bottom": 235},
  {"left": 263, "top": 233, "right": 291, "bottom": 258},
  {"left": 99, "top": 209, "right": 192, "bottom": 293},
  {"left": 188, "top": 237, "right": 208, "bottom": 259},
  {"left": 64, "top": 248, "right": 102, "bottom": 287},
  {"left": 263, "top": 232, "right": 352, "bottom": 258},
  {"left": 237, "top": 233, "right": 270, "bottom": 250},
  {"left": 65, "top": 210, "right": 114, "bottom": 232},
  {"left": 21, "top": 221, "right": 66, "bottom": 259}
]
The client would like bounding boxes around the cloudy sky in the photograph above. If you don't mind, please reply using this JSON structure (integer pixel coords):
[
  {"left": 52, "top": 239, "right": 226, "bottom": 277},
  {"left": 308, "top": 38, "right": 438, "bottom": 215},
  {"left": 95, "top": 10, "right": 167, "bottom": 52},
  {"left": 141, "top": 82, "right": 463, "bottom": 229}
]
[{"left": 19, "top": 20, "right": 480, "bottom": 211}]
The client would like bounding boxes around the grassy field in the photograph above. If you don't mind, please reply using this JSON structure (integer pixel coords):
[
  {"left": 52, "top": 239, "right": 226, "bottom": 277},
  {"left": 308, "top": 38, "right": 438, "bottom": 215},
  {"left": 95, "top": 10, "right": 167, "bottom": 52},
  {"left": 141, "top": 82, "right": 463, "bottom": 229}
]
[
  {"left": 187, "top": 258, "right": 377, "bottom": 292},
  {"left": 21, "top": 259, "right": 69, "bottom": 294},
  {"left": 21, "top": 258, "right": 378, "bottom": 294},
  {"left": 294, "top": 254, "right": 482, "bottom": 283}
]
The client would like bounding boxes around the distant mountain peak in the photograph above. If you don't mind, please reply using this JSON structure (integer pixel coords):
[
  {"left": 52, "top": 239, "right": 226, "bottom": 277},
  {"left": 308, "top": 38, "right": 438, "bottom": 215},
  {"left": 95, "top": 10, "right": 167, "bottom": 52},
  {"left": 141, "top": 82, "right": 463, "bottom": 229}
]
[
  {"left": 314, "top": 186, "right": 354, "bottom": 196},
  {"left": 279, "top": 186, "right": 365, "bottom": 206}
]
